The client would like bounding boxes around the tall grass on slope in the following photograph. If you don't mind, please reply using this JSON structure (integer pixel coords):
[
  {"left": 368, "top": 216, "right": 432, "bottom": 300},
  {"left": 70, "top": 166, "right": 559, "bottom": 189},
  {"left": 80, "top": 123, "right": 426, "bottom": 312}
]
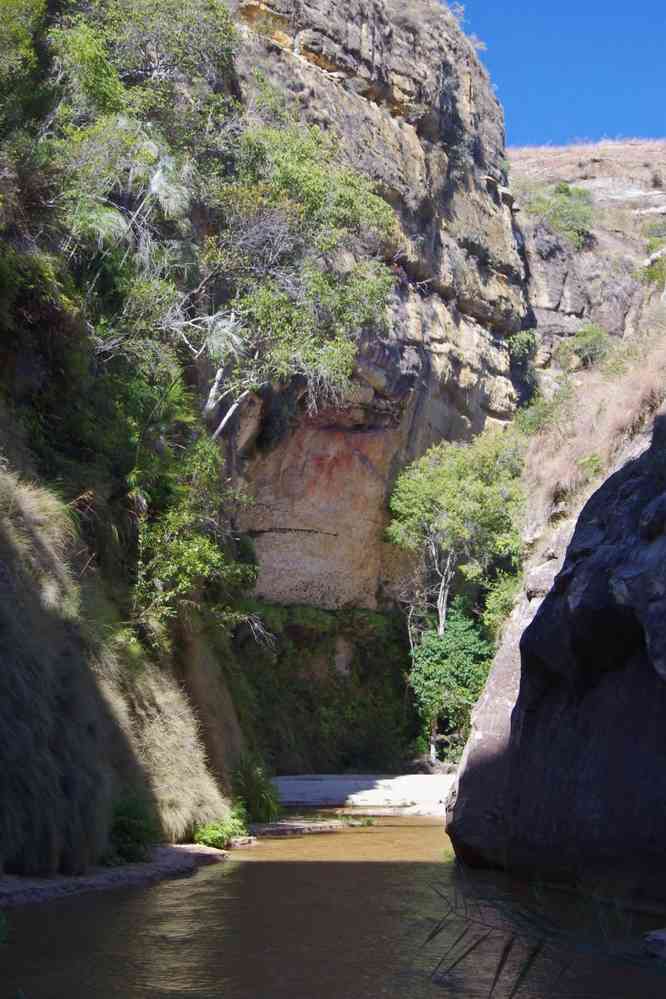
[
  {"left": 521, "top": 320, "right": 666, "bottom": 533},
  {"left": 0, "top": 464, "right": 232, "bottom": 873},
  {"left": 0, "top": 469, "right": 114, "bottom": 875}
]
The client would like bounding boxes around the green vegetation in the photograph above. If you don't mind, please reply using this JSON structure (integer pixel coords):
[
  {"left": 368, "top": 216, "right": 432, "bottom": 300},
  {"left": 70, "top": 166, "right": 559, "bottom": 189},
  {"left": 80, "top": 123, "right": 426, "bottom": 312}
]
[
  {"left": 222, "top": 604, "right": 416, "bottom": 772},
  {"left": 507, "top": 329, "right": 538, "bottom": 368},
  {"left": 557, "top": 323, "right": 611, "bottom": 369},
  {"left": 232, "top": 753, "right": 281, "bottom": 823},
  {"left": 641, "top": 257, "right": 666, "bottom": 288},
  {"left": 387, "top": 430, "right": 524, "bottom": 757},
  {"left": 194, "top": 803, "right": 249, "bottom": 848},
  {"left": 513, "top": 382, "right": 574, "bottom": 436},
  {"left": 0, "top": 0, "right": 399, "bottom": 645},
  {"left": 105, "top": 795, "right": 161, "bottom": 864},
  {"left": 524, "top": 181, "right": 594, "bottom": 249},
  {"left": 0, "top": 0, "right": 404, "bottom": 865},
  {"left": 507, "top": 329, "right": 538, "bottom": 396},
  {"left": 410, "top": 601, "right": 492, "bottom": 760},
  {"left": 134, "top": 438, "right": 256, "bottom": 632}
]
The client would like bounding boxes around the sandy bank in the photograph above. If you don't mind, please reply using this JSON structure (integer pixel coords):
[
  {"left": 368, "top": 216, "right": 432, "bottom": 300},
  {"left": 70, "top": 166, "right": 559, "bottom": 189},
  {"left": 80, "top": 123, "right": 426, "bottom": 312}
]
[
  {"left": 0, "top": 844, "right": 225, "bottom": 909},
  {"left": 273, "top": 773, "right": 455, "bottom": 815}
]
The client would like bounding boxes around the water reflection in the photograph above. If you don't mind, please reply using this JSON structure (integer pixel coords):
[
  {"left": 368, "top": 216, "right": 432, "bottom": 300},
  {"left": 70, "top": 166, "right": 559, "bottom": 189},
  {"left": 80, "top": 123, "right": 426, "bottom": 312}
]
[{"left": 2, "top": 819, "right": 666, "bottom": 998}]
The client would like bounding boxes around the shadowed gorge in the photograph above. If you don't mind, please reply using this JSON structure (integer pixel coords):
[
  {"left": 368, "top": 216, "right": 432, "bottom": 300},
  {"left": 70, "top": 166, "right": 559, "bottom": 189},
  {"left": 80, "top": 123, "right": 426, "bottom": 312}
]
[{"left": 2, "top": 0, "right": 666, "bottom": 995}]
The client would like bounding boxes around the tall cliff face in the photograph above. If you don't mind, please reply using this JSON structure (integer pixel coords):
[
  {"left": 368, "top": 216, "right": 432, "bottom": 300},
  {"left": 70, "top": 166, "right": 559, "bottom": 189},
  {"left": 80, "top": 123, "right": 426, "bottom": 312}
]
[
  {"left": 449, "top": 417, "right": 666, "bottom": 899},
  {"left": 0, "top": 0, "right": 532, "bottom": 874},
  {"left": 448, "top": 142, "right": 666, "bottom": 900},
  {"left": 232, "top": 0, "right": 527, "bottom": 609}
]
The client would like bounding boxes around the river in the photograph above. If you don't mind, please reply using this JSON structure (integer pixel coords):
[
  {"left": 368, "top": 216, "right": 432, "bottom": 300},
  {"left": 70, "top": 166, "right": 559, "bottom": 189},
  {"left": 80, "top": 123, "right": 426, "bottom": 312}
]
[{"left": 2, "top": 817, "right": 666, "bottom": 998}]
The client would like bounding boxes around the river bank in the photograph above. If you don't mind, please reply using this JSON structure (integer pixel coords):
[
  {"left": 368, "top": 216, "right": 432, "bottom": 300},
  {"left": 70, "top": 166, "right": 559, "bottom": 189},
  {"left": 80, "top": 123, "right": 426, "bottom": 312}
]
[
  {"left": 0, "top": 844, "right": 225, "bottom": 909},
  {"left": 0, "top": 774, "right": 453, "bottom": 910},
  {"left": 273, "top": 773, "right": 456, "bottom": 814}
]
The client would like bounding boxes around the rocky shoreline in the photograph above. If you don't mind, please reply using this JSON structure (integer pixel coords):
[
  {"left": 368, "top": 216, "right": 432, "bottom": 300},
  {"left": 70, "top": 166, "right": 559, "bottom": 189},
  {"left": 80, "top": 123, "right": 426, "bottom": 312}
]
[{"left": 0, "top": 844, "right": 226, "bottom": 909}]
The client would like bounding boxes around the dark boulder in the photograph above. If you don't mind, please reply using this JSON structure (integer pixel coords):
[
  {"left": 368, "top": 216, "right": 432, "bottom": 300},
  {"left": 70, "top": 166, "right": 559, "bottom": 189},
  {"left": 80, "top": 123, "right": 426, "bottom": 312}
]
[{"left": 448, "top": 414, "right": 666, "bottom": 903}]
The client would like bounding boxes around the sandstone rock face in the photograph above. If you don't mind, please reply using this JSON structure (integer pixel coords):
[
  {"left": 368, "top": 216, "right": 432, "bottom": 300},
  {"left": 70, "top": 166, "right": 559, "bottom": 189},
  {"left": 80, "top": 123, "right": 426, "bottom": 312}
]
[
  {"left": 511, "top": 142, "right": 666, "bottom": 353},
  {"left": 448, "top": 416, "right": 666, "bottom": 901},
  {"left": 233, "top": 0, "right": 527, "bottom": 608},
  {"left": 520, "top": 218, "right": 649, "bottom": 340}
]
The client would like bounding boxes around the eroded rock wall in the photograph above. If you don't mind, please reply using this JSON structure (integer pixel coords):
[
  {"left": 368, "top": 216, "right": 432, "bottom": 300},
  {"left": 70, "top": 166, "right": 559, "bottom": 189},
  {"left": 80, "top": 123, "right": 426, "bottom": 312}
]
[
  {"left": 448, "top": 416, "right": 666, "bottom": 900},
  {"left": 512, "top": 143, "right": 666, "bottom": 377},
  {"left": 233, "top": 0, "right": 528, "bottom": 609},
  {"left": 448, "top": 143, "right": 666, "bottom": 897}
]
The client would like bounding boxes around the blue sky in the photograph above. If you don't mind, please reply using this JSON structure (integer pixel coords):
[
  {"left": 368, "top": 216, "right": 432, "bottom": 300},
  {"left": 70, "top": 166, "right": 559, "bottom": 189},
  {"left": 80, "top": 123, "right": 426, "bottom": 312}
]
[{"left": 459, "top": 1, "right": 666, "bottom": 147}]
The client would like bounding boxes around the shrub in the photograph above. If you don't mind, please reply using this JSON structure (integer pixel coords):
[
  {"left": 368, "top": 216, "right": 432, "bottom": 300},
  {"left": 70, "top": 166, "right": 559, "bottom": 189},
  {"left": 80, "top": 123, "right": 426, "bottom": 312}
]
[
  {"left": 525, "top": 182, "right": 594, "bottom": 250},
  {"left": 514, "top": 384, "right": 573, "bottom": 436},
  {"left": 134, "top": 438, "right": 257, "bottom": 627},
  {"left": 106, "top": 795, "right": 161, "bottom": 863},
  {"left": 232, "top": 752, "right": 281, "bottom": 823},
  {"left": 507, "top": 329, "right": 538, "bottom": 368},
  {"left": 557, "top": 324, "right": 611, "bottom": 370},
  {"left": 194, "top": 803, "right": 248, "bottom": 848},
  {"left": 577, "top": 451, "right": 604, "bottom": 481},
  {"left": 482, "top": 572, "right": 523, "bottom": 641},
  {"left": 0, "top": 0, "right": 46, "bottom": 132},
  {"left": 642, "top": 257, "right": 666, "bottom": 288},
  {"left": 410, "top": 603, "right": 492, "bottom": 761},
  {"left": 101, "top": 0, "right": 235, "bottom": 87}
]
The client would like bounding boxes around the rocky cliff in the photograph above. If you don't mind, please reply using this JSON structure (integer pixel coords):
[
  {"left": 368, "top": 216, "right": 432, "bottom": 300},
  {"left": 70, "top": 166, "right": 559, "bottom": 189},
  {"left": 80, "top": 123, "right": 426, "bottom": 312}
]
[
  {"left": 232, "top": 0, "right": 527, "bottom": 609},
  {"left": 448, "top": 414, "right": 666, "bottom": 900},
  {"left": 448, "top": 142, "right": 666, "bottom": 901},
  {"left": 1, "top": 0, "right": 533, "bottom": 874}
]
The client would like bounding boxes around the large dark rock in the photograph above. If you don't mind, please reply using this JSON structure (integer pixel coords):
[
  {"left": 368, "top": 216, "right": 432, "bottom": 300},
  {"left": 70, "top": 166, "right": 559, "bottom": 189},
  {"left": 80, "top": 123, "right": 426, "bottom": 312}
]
[{"left": 448, "top": 414, "right": 666, "bottom": 902}]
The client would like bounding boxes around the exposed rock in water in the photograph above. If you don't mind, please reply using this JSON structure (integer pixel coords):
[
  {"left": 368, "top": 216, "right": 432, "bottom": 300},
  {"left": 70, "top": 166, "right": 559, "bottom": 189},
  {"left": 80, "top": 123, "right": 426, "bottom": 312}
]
[
  {"left": 448, "top": 412, "right": 666, "bottom": 902},
  {"left": 233, "top": 0, "right": 527, "bottom": 608}
]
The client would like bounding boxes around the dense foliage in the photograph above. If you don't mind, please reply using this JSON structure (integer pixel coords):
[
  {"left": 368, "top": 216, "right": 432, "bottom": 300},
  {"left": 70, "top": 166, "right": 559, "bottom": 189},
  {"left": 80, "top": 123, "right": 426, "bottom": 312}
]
[
  {"left": 232, "top": 753, "right": 281, "bottom": 823},
  {"left": 194, "top": 802, "right": 249, "bottom": 848},
  {"left": 388, "top": 430, "right": 524, "bottom": 756},
  {"left": 0, "top": 0, "right": 405, "bottom": 807},
  {"left": 105, "top": 795, "right": 161, "bottom": 864},
  {"left": 556, "top": 323, "right": 610, "bottom": 370},
  {"left": 223, "top": 604, "right": 416, "bottom": 772},
  {"left": 410, "top": 602, "right": 492, "bottom": 760},
  {"left": 0, "top": 0, "right": 398, "bottom": 652}
]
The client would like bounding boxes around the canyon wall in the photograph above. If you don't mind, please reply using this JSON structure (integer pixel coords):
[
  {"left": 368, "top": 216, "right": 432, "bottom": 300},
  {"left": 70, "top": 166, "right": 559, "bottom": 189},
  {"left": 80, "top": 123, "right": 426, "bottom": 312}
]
[
  {"left": 1, "top": 0, "right": 531, "bottom": 873},
  {"left": 233, "top": 0, "right": 527, "bottom": 609},
  {"left": 448, "top": 142, "right": 666, "bottom": 901}
]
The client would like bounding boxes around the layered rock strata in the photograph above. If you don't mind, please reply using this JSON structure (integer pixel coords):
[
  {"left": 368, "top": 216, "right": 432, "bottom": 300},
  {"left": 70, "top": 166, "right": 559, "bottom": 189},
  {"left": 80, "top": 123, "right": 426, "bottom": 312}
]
[{"left": 232, "top": 0, "right": 528, "bottom": 608}]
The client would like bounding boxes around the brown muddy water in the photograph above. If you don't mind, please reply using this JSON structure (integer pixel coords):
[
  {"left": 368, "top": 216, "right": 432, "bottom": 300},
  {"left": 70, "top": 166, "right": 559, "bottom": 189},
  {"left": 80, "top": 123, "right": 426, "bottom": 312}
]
[{"left": 2, "top": 817, "right": 666, "bottom": 998}]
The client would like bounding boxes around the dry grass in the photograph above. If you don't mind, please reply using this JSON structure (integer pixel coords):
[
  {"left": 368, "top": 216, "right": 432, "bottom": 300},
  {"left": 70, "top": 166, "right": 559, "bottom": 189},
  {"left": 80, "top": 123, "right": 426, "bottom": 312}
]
[
  {"left": 510, "top": 138, "right": 666, "bottom": 184},
  {"left": 523, "top": 312, "right": 666, "bottom": 535},
  {"left": 0, "top": 471, "right": 115, "bottom": 875},
  {"left": 0, "top": 463, "right": 231, "bottom": 874},
  {"left": 128, "top": 666, "right": 229, "bottom": 842}
]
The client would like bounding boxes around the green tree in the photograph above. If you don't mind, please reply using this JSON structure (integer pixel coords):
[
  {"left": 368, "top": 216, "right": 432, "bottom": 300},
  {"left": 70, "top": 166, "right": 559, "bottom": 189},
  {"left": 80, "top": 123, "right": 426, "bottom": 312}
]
[
  {"left": 0, "top": 0, "right": 46, "bottom": 133},
  {"left": 388, "top": 429, "right": 524, "bottom": 644},
  {"left": 388, "top": 430, "right": 524, "bottom": 760},
  {"left": 411, "top": 603, "right": 492, "bottom": 760}
]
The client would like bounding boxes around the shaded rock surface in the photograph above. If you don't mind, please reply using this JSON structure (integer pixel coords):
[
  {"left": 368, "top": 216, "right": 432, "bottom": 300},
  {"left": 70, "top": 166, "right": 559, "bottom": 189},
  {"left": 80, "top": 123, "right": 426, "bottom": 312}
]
[
  {"left": 448, "top": 414, "right": 666, "bottom": 901},
  {"left": 233, "top": 0, "right": 527, "bottom": 608}
]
